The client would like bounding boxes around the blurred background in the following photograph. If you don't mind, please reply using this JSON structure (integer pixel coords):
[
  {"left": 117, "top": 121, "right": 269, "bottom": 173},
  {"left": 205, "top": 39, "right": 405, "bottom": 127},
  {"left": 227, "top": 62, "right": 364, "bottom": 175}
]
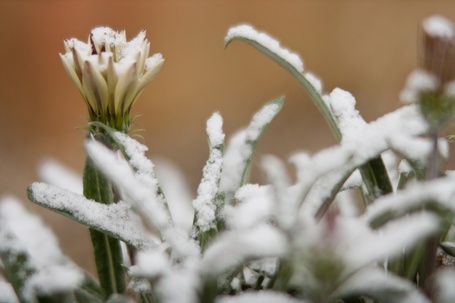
[{"left": 1, "top": 1, "right": 455, "bottom": 274}]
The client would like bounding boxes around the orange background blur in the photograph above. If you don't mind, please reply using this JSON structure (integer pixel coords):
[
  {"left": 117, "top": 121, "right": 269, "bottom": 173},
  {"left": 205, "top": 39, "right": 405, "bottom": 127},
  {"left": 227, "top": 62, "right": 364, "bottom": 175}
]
[{"left": 1, "top": 1, "right": 455, "bottom": 273}]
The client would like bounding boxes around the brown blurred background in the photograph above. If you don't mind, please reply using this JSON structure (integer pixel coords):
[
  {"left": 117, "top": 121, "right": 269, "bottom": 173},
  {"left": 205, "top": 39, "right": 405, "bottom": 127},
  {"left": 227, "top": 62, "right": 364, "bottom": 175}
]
[{"left": 1, "top": 1, "right": 455, "bottom": 274}]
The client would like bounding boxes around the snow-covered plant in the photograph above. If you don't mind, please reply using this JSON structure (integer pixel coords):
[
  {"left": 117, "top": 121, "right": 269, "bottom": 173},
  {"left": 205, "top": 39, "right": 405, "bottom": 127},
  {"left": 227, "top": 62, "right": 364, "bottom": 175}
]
[{"left": 3, "top": 15, "right": 455, "bottom": 303}]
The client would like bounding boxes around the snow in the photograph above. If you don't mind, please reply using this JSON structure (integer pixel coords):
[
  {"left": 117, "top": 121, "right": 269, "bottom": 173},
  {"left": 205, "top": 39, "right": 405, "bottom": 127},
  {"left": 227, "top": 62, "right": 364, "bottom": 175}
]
[
  {"left": 226, "top": 24, "right": 304, "bottom": 73},
  {"left": 38, "top": 159, "right": 82, "bottom": 194},
  {"left": 85, "top": 139, "right": 171, "bottom": 232},
  {"left": 201, "top": 224, "right": 288, "bottom": 276},
  {"left": 154, "top": 157, "right": 194, "bottom": 232},
  {"left": 329, "top": 88, "right": 367, "bottom": 140},
  {"left": 246, "top": 101, "right": 281, "bottom": 141},
  {"left": 388, "top": 134, "right": 448, "bottom": 166},
  {"left": 206, "top": 112, "right": 225, "bottom": 147},
  {"left": 400, "top": 69, "right": 439, "bottom": 103},
  {"left": 129, "top": 250, "right": 170, "bottom": 278},
  {"left": 220, "top": 100, "right": 282, "bottom": 199},
  {"left": 29, "top": 182, "right": 155, "bottom": 249},
  {"left": 423, "top": 15, "right": 455, "bottom": 38},
  {"left": 114, "top": 132, "right": 154, "bottom": 180},
  {"left": 225, "top": 184, "right": 273, "bottom": 229},
  {"left": 193, "top": 113, "right": 225, "bottom": 233},
  {"left": 363, "top": 176, "right": 455, "bottom": 225},
  {"left": 0, "top": 196, "right": 83, "bottom": 300},
  {"left": 155, "top": 268, "right": 200, "bottom": 303},
  {"left": 219, "top": 129, "right": 250, "bottom": 195},
  {"left": 216, "top": 291, "right": 306, "bottom": 303},
  {"left": 335, "top": 267, "right": 430, "bottom": 303},
  {"left": 304, "top": 72, "right": 323, "bottom": 94},
  {"left": 350, "top": 212, "right": 439, "bottom": 269}
]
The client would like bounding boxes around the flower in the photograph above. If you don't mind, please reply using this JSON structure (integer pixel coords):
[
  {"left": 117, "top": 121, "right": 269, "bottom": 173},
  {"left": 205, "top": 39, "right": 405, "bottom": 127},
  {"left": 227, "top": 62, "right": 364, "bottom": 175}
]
[{"left": 60, "top": 27, "right": 164, "bottom": 132}]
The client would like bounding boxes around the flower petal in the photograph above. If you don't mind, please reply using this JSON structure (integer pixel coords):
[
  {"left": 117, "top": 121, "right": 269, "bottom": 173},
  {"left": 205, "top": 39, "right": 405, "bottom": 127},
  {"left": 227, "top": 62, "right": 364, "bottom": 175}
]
[
  {"left": 59, "top": 53, "right": 83, "bottom": 92},
  {"left": 81, "top": 60, "right": 109, "bottom": 115},
  {"left": 137, "top": 54, "right": 164, "bottom": 92}
]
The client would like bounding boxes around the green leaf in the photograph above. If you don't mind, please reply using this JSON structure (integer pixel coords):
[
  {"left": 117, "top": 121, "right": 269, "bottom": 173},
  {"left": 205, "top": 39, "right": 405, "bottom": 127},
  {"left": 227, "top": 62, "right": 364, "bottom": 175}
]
[
  {"left": 193, "top": 112, "right": 225, "bottom": 249},
  {"left": 27, "top": 183, "right": 155, "bottom": 250},
  {"left": 220, "top": 96, "right": 284, "bottom": 206},
  {"left": 242, "top": 96, "right": 284, "bottom": 185},
  {"left": 226, "top": 26, "right": 393, "bottom": 209},
  {"left": 225, "top": 34, "right": 340, "bottom": 139}
]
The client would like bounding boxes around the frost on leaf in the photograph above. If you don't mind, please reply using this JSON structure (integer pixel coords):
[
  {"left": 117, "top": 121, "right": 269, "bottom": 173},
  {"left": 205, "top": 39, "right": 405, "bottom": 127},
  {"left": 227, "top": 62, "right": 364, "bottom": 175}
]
[
  {"left": 226, "top": 25, "right": 304, "bottom": 73},
  {"left": 193, "top": 113, "right": 225, "bottom": 234},
  {"left": 28, "top": 182, "right": 155, "bottom": 249},
  {"left": 85, "top": 139, "right": 172, "bottom": 233},
  {"left": 0, "top": 196, "right": 83, "bottom": 301},
  {"left": 220, "top": 97, "right": 284, "bottom": 202}
]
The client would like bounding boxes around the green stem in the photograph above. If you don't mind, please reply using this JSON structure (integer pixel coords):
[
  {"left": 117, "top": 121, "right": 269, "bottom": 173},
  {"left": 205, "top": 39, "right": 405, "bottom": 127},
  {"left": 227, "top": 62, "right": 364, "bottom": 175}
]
[{"left": 84, "top": 153, "right": 125, "bottom": 298}]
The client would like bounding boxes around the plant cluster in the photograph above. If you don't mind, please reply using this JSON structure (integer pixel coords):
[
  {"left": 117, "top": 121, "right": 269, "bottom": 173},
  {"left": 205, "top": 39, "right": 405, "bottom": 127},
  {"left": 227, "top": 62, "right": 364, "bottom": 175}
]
[{"left": 2, "top": 16, "right": 455, "bottom": 303}]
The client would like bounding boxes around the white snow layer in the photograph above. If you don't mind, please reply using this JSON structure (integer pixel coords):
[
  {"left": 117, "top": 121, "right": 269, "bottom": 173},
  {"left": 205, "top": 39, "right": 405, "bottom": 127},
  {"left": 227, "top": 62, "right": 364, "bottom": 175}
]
[
  {"left": 0, "top": 196, "right": 83, "bottom": 300},
  {"left": 153, "top": 157, "right": 194, "bottom": 232},
  {"left": 201, "top": 224, "right": 288, "bottom": 276},
  {"left": 29, "top": 182, "right": 155, "bottom": 249},
  {"left": 216, "top": 291, "right": 307, "bottom": 303},
  {"left": 226, "top": 24, "right": 304, "bottom": 73},
  {"left": 85, "top": 139, "right": 171, "bottom": 232},
  {"left": 206, "top": 112, "right": 225, "bottom": 147},
  {"left": 400, "top": 69, "right": 439, "bottom": 103},
  {"left": 335, "top": 267, "right": 430, "bottom": 303},
  {"left": 192, "top": 113, "right": 225, "bottom": 233},
  {"left": 220, "top": 101, "right": 281, "bottom": 196}
]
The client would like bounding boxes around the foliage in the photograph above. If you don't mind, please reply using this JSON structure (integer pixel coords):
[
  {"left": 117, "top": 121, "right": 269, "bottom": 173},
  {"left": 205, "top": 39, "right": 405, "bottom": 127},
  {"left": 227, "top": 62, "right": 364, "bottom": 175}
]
[{"left": 2, "top": 17, "right": 455, "bottom": 303}]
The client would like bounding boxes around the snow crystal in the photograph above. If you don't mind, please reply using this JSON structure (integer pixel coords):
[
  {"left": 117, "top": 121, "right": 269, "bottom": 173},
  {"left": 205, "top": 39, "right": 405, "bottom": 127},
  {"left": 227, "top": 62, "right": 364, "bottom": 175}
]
[
  {"left": 246, "top": 102, "right": 281, "bottom": 141},
  {"left": 388, "top": 134, "right": 448, "bottom": 166},
  {"left": 115, "top": 132, "right": 154, "bottom": 178},
  {"left": 192, "top": 148, "right": 223, "bottom": 232},
  {"left": 206, "top": 112, "right": 225, "bottom": 147},
  {"left": 129, "top": 250, "right": 169, "bottom": 278},
  {"left": 220, "top": 130, "right": 251, "bottom": 194},
  {"left": 0, "top": 196, "right": 83, "bottom": 299},
  {"left": 225, "top": 184, "right": 273, "bottom": 229},
  {"left": 91, "top": 27, "right": 125, "bottom": 50},
  {"left": 226, "top": 24, "right": 304, "bottom": 73},
  {"left": 216, "top": 291, "right": 306, "bottom": 303},
  {"left": 38, "top": 159, "right": 82, "bottom": 194},
  {"left": 304, "top": 72, "right": 323, "bottom": 94},
  {"left": 423, "top": 15, "right": 455, "bottom": 38},
  {"left": 85, "top": 140, "right": 171, "bottom": 232},
  {"left": 29, "top": 182, "right": 155, "bottom": 249},
  {"left": 400, "top": 69, "right": 439, "bottom": 103},
  {"left": 145, "top": 53, "right": 164, "bottom": 71},
  {"left": 329, "top": 88, "right": 367, "bottom": 140}
]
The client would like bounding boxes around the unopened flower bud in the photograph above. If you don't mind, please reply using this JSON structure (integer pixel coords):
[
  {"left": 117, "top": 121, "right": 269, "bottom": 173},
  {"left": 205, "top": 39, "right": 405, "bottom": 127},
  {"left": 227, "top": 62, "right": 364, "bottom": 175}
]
[
  {"left": 60, "top": 27, "right": 164, "bottom": 132},
  {"left": 422, "top": 15, "right": 455, "bottom": 85}
]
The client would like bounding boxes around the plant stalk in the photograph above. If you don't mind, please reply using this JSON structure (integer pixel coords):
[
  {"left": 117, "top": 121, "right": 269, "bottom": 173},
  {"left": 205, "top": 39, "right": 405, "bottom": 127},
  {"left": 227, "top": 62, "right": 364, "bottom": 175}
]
[{"left": 83, "top": 147, "right": 125, "bottom": 298}]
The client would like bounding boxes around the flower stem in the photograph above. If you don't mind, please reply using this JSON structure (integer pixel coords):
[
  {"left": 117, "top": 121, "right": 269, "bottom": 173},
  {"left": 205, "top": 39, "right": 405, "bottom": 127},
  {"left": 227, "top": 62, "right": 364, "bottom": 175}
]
[
  {"left": 421, "top": 131, "right": 440, "bottom": 296},
  {"left": 83, "top": 153, "right": 125, "bottom": 298}
]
